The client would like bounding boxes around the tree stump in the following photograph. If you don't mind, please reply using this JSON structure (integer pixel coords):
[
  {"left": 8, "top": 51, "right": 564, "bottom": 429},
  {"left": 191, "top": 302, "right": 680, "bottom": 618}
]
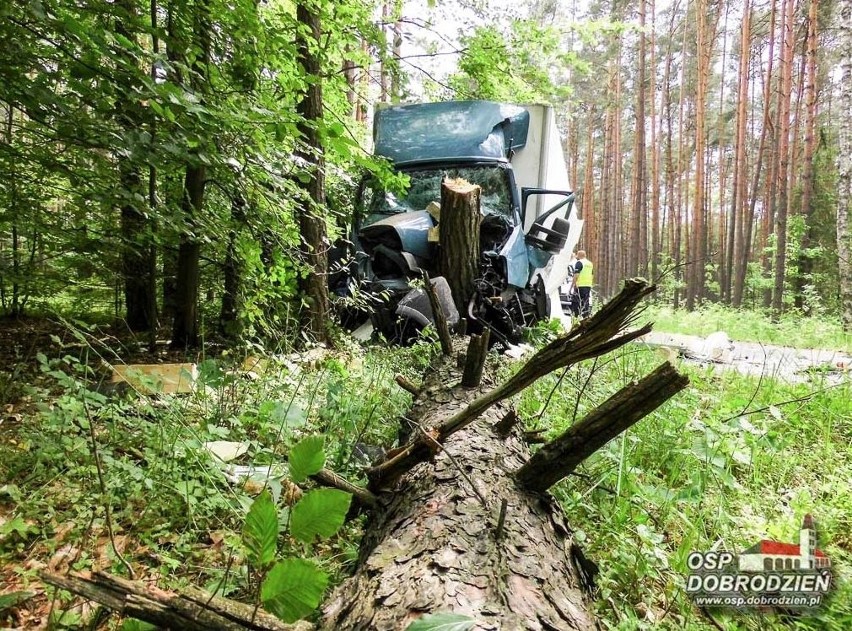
[{"left": 437, "top": 178, "right": 481, "bottom": 314}]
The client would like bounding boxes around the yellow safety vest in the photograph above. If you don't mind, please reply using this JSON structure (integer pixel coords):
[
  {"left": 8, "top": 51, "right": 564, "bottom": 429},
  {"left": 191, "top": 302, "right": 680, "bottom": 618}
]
[{"left": 576, "top": 258, "right": 593, "bottom": 287}]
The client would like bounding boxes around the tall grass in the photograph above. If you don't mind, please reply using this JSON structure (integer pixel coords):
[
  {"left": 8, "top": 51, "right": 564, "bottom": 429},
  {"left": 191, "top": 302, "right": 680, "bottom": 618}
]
[{"left": 520, "top": 343, "right": 852, "bottom": 629}]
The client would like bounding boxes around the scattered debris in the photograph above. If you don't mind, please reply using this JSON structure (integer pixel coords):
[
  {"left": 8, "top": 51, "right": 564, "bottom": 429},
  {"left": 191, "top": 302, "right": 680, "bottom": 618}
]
[
  {"left": 203, "top": 441, "right": 250, "bottom": 463},
  {"left": 641, "top": 331, "right": 852, "bottom": 383}
]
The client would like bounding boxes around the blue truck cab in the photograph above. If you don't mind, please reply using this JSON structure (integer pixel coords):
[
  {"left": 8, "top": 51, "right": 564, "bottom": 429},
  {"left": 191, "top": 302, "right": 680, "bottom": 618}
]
[{"left": 345, "top": 101, "right": 583, "bottom": 346}]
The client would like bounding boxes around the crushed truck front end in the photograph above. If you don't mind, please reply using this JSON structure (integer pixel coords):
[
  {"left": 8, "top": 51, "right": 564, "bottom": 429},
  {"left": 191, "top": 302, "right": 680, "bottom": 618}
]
[{"left": 337, "top": 101, "right": 582, "bottom": 346}]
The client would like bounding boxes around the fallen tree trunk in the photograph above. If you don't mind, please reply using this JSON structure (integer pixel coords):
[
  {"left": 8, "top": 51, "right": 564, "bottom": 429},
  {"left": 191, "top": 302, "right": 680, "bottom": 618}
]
[
  {"left": 41, "top": 570, "right": 311, "bottom": 631},
  {"left": 45, "top": 280, "right": 688, "bottom": 631},
  {"left": 322, "top": 280, "right": 689, "bottom": 630}
]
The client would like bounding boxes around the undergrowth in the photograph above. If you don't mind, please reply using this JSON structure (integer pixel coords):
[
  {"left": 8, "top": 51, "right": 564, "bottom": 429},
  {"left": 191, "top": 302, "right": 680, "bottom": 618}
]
[
  {"left": 0, "top": 335, "right": 427, "bottom": 628},
  {"left": 519, "top": 341, "right": 852, "bottom": 630},
  {"left": 1, "top": 315, "right": 850, "bottom": 629}
]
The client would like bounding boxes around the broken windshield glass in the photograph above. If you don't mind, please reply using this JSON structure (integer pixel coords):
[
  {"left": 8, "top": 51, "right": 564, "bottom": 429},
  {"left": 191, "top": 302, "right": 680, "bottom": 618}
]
[{"left": 362, "top": 165, "right": 514, "bottom": 227}]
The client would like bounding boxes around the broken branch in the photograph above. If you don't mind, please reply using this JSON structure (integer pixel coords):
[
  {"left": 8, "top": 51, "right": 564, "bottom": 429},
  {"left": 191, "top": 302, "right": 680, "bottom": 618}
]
[
  {"left": 311, "top": 468, "right": 378, "bottom": 508},
  {"left": 461, "top": 329, "right": 490, "bottom": 388},
  {"left": 367, "top": 279, "right": 656, "bottom": 490},
  {"left": 421, "top": 270, "right": 453, "bottom": 355},
  {"left": 515, "top": 361, "right": 689, "bottom": 492},
  {"left": 41, "top": 571, "right": 309, "bottom": 631}
]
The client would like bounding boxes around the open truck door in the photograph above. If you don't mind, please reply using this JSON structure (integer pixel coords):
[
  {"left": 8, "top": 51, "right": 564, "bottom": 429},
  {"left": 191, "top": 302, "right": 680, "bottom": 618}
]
[{"left": 522, "top": 188, "right": 584, "bottom": 327}]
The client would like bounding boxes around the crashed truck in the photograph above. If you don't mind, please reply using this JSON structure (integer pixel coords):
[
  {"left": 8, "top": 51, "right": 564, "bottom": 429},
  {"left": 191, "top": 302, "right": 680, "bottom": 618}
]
[{"left": 337, "top": 100, "right": 584, "bottom": 347}]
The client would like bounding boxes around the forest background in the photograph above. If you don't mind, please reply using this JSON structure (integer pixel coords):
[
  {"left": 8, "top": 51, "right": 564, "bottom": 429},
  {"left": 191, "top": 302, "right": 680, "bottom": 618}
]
[
  {"left": 1, "top": 0, "right": 852, "bottom": 629},
  {"left": 1, "top": 0, "right": 851, "bottom": 338}
]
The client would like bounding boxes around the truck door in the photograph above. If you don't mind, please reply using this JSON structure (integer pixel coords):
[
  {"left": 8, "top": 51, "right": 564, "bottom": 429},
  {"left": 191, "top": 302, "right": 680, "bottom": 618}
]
[{"left": 521, "top": 189, "right": 579, "bottom": 256}]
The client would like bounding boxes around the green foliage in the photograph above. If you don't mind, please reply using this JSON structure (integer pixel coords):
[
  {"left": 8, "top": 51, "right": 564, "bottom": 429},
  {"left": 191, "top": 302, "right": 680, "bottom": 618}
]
[
  {"left": 0, "top": 0, "right": 396, "bottom": 342},
  {"left": 520, "top": 340, "right": 852, "bottom": 629},
  {"left": 242, "top": 490, "right": 279, "bottom": 568},
  {"left": 261, "top": 558, "right": 329, "bottom": 623},
  {"left": 0, "top": 334, "right": 423, "bottom": 626},
  {"left": 290, "top": 488, "right": 352, "bottom": 544},
  {"left": 288, "top": 435, "right": 326, "bottom": 483},
  {"left": 447, "top": 20, "right": 574, "bottom": 103}
]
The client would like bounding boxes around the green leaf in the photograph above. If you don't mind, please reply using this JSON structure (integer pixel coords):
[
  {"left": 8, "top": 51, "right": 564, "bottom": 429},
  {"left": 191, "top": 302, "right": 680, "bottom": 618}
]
[
  {"left": 0, "top": 516, "right": 36, "bottom": 539},
  {"left": 288, "top": 435, "right": 325, "bottom": 483},
  {"left": 242, "top": 490, "right": 278, "bottom": 568},
  {"left": 259, "top": 401, "right": 306, "bottom": 429},
  {"left": 261, "top": 558, "right": 328, "bottom": 623},
  {"left": 290, "top": 488, "right": 351, "bottom": 543},
  {"left": 405, "top": 613, "right": 477, "bottom": 631},
  {"left": 0, "top": 591, "right": 35, "bottom": 613}
]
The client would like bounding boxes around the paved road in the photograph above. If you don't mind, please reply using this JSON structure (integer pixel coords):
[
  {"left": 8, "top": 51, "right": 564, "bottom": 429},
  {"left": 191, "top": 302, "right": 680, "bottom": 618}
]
[{"left": 639, "top": 331, "right": 852, "bottom": 384}]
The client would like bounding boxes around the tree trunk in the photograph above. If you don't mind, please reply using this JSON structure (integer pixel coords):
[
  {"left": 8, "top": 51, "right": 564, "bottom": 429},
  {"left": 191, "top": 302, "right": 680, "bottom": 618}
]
[
  {"left": 794, "top": 0, "right": 820, "bottom": 311},
  {"left": 295, "top": 0, "right": 332, "bottom": 345},
  {"left": 171, "top": 164, "right": 205, "bottom": 348},
  {"left": 116, "top": 0, "right": 158, "bottom": 332},
  {"left": 735, "top": 0, "right": 777, "bottom": 307},
  {"left": 839, "top": 0, "right": 852, "bottom": 332},
  {"left": 726, "top": 0, "right": 751, "bottom": 305},
  {"left": 437, "top": 178, "right": 481, "bottom": 314},
  {"left": 323, "top": 410, "right": 599, "bottom": 630},
  {"left": 772, "top": 0, "right": 795, "bottom": 316},
  {"left": 41, "top": 570, "right": 309, "bottom": 631},
  {"left": 322, "top": 280, "right": 686, "bottom": 630},
  {"left": 649, "top": 0, "right": 660, "bottom": 287},
  {"left": 220, "top": 195, "right": 246, "bottom": 339},
  {"left": 170, "top": 0, "right": 209, "bottom": 349},
  {"left": 42, "top": 283, "right": 688, "bottom": 630},
  {"left": 629, "top": 0, "right": 648, "bottom": 279}
]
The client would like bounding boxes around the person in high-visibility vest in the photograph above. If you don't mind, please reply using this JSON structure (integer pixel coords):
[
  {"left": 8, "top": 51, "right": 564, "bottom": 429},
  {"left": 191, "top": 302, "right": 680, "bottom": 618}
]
[{"left": 572, "top": 250, "right": 594, "bottom": 318}]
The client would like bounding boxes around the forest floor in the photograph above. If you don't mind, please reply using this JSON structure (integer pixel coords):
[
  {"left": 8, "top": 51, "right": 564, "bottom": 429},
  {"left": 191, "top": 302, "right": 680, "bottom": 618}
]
[{"left": 1, "top": 314, "right": 850, "bottom": 630}]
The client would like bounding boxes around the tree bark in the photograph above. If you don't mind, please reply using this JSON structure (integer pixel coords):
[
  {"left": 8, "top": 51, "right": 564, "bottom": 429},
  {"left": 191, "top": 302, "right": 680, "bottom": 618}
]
[
  {"left": 295, "top": 0, "right": 332, "bottom": 345},
  {"left": 41, "top": 571, "right": 309, "bottom": 631},
  {"left": 171, "top": 164, "right": 205, "bottom": 348},
  {"left": 772, "top": 0, "right": 795, "bottom": 316},
  {"left": 323, "top": 281, "right": 686, "bottom": 630},
  {"left": 726, "top": 0, "right": 751, "bottom": 305},
  {"left": 170, "top": 0, "right": 210, "bottom": 349},
  {"left": 516, "top": 362, "right": 688, "bottom": 492},
  {"left": 794, "top": 0, "right": 820, "bottom": 311},
  {"left": 839, "top": 0, "right": 852, "bottom": 332},
  {"left": 116, "top": 0, "right": 157, "bottom": 332},
  {"left": 437, "top": 178, "right": 481, "bottom": 314}
]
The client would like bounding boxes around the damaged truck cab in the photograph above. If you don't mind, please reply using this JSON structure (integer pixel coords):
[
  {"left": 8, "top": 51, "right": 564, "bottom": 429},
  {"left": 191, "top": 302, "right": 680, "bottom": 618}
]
[{"left": 345, "top": 101, "right": 583, "bottom": 346}]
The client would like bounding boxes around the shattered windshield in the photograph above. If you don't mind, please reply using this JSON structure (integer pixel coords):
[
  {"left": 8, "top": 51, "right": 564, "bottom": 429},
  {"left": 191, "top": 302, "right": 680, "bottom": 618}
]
[{"left": 362, "top": 165, "right": 514, "bottom": 226}]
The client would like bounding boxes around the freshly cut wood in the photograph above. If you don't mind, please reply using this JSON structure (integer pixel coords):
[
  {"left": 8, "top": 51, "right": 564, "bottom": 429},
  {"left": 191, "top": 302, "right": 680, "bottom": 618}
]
[
  {"left": 56, "top": 281, "right": 688, "bottom": 631},
  {"left": 367, "top": 279, "right": 656, "bottom": 491},
  {"left": 322, "top": 279, "right": 687, "bottom": 629},
  {"left": 437, "top": 178, "right": 481, "bottom": 313}
]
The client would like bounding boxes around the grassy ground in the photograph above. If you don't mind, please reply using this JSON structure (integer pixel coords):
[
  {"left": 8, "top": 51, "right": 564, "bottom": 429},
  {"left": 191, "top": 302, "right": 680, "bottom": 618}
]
[{"left": 0, "top": 309, "right": 849, "bottom": 629}]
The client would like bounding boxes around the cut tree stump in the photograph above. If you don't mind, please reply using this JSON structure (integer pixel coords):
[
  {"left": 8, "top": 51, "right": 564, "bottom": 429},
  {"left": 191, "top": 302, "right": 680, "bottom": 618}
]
[{"left": 437, "top": 177, "right": 481, "bottom": 314}]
